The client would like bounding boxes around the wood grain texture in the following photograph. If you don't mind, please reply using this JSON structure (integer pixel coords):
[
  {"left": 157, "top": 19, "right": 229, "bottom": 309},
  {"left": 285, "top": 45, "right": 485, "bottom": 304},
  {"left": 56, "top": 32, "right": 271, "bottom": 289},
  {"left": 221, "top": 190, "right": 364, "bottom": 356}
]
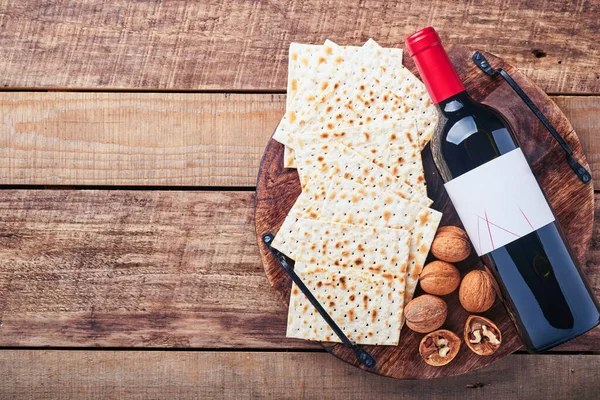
[
  {"left": 0, "top": 351, "right": 599, "bottom": 400},
  {"left": 0, "top": 92, "right": 283, "bottom": 186},
  {"left": 0, "top": 189, "right": 597, "bottom": 352},
  {"left": 0, "top": 93, "right": 598, "bottom": 187},
  {"left": 0, "top": 1, "right": 598, "bottom": 93},
  {"left": 0, "top": 189, "right": 314, "bottom": 349},
  {"left": 255, "top": 47, "right": 595, "bottom": 378}
]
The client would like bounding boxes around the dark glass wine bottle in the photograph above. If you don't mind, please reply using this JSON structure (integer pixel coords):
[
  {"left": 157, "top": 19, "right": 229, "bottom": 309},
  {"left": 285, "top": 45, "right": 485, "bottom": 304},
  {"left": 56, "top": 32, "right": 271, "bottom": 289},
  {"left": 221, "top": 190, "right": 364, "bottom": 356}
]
[{"left": 406, "top": 27, "right": 600, "bottom": 352}]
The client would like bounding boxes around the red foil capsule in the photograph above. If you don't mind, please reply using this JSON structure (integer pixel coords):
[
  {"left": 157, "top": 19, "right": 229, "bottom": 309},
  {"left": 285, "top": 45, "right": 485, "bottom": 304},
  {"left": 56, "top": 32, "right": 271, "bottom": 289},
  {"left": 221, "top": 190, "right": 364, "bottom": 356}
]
[{"left": 405, "top": 27, "right": 465, "bottom": 104}]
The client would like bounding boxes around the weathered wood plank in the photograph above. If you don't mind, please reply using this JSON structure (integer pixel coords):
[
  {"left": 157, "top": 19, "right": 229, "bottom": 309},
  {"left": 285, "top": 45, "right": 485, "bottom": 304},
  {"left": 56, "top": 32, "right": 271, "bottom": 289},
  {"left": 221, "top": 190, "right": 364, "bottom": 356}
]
[
  {"left": 0, "top": 93, "right": 597, "bottom": 187},
  {"left": 0, "top": 1, "right": 598, "bottom": 93},
  {"left": 0, "top": 92, "right": 284, "bottom": 186},
  {"left": 0, "top": 351, "right": 598, "bottom": 399},
  {"left": 0, "top": 190, "right": 315, "bottom": 349},
  {"left": 0, "top": 190, "right": 598, "bottom": 350}
]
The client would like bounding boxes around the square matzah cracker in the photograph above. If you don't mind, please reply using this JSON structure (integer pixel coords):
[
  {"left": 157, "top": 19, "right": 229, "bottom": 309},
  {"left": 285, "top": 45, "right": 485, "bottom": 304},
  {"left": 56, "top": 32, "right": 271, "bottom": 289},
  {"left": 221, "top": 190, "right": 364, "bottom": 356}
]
[
  {"left": 279, "top": 40, "right": 364, "bottom": 167},
  {"left": 286, "top": 264, "right": 407, "bottom": 345},
  {"left": 292, "top": 120, "right": 427, "bottom": 194},
  {"left": 319, "top": 178, "right": 442, "bottom": 305},
  {"left": 292, "top": 136, "right": 431, "bottom": 206},
  {"left": 285, "top": 39, "right": 438, "bottom": 164},
  {"left": 273, "top": 218, "right": 410, "bottom": 277}
]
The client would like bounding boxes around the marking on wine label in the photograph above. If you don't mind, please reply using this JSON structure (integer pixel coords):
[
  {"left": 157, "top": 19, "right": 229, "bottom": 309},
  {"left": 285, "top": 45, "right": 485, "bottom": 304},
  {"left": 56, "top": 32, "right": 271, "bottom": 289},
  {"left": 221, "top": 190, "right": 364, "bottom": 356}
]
[
  {"left": 484, "top": 211, "right": 494, "bottom": 250},
  {"left": 520, "top": 207, "right": 534, "bottom": 230},
  {"left": 444, "top": 148, "right": 555, "bottom": 256},
  {"left": 477, "top": 211, "right": 524, "bottom": 251}
]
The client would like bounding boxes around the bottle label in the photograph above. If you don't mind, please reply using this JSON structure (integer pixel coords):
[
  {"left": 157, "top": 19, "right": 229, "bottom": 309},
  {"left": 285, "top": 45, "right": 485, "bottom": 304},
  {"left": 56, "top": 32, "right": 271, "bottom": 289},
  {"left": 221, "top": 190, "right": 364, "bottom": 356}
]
[{"left": 444, "top": 148, "right": 555, "bottom": 256}]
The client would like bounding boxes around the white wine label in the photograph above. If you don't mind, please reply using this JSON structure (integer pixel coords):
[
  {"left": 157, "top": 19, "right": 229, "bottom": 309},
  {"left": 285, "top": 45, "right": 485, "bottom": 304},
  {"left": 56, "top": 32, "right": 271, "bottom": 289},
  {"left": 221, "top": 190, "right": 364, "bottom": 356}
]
[{"left": 444, "top": 148, "right": 555, "bottom": 256}]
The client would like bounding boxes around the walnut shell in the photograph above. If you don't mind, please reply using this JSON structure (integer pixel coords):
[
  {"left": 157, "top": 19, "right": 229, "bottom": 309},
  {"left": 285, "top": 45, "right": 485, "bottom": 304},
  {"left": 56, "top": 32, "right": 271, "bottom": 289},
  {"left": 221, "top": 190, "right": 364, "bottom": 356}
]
[
  {"left": 420, "top": 261, "right": 461, "bottom": 296},
  {"left": 419, "top": 329, "right": 461, "bottom": 367},
  {"left": 459, "top": 270, "right": 496, "bottom": 313},
  {"left": 431, "top": 226, "right": 471, "bottom": 263},
  {"left": 464, "top": 315, "right": 502, "bottom": 356},
  {"left": 404, "top": 294, "right": 448, "bottom": 333}
]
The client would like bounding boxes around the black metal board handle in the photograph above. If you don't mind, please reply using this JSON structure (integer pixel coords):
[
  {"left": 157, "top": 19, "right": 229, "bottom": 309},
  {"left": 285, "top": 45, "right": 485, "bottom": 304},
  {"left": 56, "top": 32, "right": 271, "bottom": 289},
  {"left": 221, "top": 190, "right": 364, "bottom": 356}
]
[
  {"left": 262, "top": 232, "right": 376, "bottom": 368},
  {"left": 472, "top": 51, "right": 591, "bottom": 184}
]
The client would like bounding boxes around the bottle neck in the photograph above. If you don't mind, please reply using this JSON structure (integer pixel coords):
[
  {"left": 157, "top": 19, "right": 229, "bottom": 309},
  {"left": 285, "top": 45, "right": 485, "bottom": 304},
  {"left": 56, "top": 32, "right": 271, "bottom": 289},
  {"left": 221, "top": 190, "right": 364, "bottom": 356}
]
[{"left": 406, "top": 27, "right": 465, "bottom": 104}]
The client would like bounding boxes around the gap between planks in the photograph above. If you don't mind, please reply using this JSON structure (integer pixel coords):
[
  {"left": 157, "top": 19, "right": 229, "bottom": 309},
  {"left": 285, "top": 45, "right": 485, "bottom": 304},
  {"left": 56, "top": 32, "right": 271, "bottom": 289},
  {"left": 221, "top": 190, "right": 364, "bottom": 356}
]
[{"left": 0, "top": 93, "right": 597, "bottom": 187}]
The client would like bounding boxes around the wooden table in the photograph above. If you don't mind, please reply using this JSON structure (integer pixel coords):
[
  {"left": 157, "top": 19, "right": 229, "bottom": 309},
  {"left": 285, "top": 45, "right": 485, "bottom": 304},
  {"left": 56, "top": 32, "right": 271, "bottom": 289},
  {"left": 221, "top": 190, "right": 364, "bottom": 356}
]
[{"left": 0, "top": 1, "right": 598, "bottom": 399}]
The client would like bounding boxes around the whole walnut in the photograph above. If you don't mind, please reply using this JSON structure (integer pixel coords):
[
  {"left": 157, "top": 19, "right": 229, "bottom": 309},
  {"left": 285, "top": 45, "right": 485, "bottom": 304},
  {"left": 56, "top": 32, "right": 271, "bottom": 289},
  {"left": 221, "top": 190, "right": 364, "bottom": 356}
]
[
  {"left": 404, "top": 294, "right": 448, "bottom": 333},
  {"left": 420, "top": 260, "right": 461, "bottom": 296},
  {"left": 459, "top": 270, "right": 496, "bottom": 313},
  {"left": 431, "top": 226, "right": 471, "bottom": 263}
]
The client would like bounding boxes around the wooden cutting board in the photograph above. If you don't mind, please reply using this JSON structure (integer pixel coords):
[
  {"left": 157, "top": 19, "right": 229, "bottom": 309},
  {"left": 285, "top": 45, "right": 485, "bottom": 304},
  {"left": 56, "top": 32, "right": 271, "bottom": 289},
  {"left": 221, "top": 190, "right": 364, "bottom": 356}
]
[{"left": 254, "top": 45, "right": 594, "bottom": 379}]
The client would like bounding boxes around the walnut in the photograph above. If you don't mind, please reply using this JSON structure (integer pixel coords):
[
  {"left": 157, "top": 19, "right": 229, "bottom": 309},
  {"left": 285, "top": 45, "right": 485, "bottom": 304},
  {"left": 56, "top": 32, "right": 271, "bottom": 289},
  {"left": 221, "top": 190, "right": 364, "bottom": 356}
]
[
  {"left": 459, "top": 270, "right": 496, "bottom": 313},
  {"left": 419, "top": 260, "right": 461, "bottom": 296},
  {"left": 419, "top": 329, "right": 461, "bottom": 366},
  {"left": 464, "top": 315, "right": 502, "bottom": 355},
  {"left": 404, "top": 294, "right": 448, "bottom": 333},
  {"left": 430, "top": 226, "right": 471, "bottom": 263}
]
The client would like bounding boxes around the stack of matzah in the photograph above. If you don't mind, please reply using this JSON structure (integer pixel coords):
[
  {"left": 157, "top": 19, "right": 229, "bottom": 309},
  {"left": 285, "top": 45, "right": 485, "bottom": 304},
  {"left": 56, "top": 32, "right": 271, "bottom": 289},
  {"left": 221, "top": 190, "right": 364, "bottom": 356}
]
[{"left": 271, "top": 39, "right": 441, "bottom": 346}]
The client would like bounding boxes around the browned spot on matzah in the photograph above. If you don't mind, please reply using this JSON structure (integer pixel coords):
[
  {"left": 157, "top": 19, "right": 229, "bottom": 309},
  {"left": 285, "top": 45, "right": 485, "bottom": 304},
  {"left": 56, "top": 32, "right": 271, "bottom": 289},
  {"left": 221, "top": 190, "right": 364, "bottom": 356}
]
[
  {"left": 369, "top": 265, "right": 382, "bottom": 273},
  {"left": 419, "top": 212, "right": 429, "bottom": 225},
  {"left": 288, "top": 111, "right": 296, "bottom": 123},
  {"left": 383, "top": 210, "right": 391, "bottom": 222},
  {"left": 321, "top": 81, "right": 329, "bottom": 91},
  {"left": 354, "top": 257, "right": 363, "bottom": 266}
]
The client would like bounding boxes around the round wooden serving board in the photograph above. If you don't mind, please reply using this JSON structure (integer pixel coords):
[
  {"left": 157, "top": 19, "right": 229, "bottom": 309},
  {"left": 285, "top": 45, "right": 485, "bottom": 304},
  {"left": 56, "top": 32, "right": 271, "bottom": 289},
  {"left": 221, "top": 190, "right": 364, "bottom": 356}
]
[{"left": 254, "top": 45, "right": 594, "bottom": 379}]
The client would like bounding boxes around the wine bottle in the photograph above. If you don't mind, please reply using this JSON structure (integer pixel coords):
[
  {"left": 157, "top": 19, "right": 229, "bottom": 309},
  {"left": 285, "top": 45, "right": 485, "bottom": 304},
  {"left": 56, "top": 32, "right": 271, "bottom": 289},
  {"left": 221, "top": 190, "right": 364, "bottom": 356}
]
[{"left": 406, "top": 27, "right": 600, "bottom": 352}]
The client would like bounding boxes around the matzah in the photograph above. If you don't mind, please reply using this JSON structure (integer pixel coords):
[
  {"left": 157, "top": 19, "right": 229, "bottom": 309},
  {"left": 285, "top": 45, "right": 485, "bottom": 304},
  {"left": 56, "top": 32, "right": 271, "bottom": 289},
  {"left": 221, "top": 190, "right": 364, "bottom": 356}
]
[
  {"left": 319, "top": 178, "right": 442, "bottom": 305},
  {"left": 287, "top": 264, "right": 407, "bottom": 345}
]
